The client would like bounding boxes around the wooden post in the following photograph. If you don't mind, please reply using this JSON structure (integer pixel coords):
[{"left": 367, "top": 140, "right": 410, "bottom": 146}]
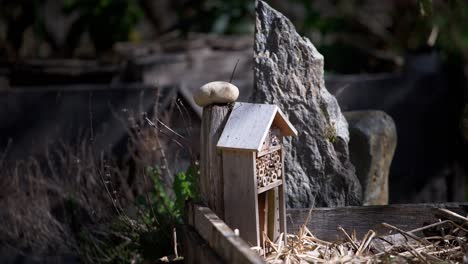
[{"left": 200, "top": 104, "right": 232, "bottom": 218}]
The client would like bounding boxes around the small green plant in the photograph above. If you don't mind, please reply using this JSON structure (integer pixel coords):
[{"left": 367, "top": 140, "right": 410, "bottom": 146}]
[
  {"left": 78, "top": 163, "right": 199, "bottom": 263},
  {"left": 173, "top": 165, "right": 199, "bottom": 216},
  {"left": 142, "top": 164, "right": 199, "bottom": 226}
]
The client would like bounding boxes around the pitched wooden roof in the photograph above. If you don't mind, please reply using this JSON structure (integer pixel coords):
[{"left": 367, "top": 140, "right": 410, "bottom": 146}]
[{"left": 217, "top": 102, "right": 298, "bottom": 151}]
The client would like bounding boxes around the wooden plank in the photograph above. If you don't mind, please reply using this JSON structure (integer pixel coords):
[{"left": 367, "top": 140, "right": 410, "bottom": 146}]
[
  {"left": 217, "top": 103, "right": 277, "bottom": 152},
  {"left": 286, "top": 203, "right": 468, "bottom": 241},
  {"left": 278, "top": 149, "right": 287, "bottom": 242},
  {"left": 257, "top": 179, "right": 282, "bottom": 194},
  {"left": 273, "top": 107, "right": 298, "bottom": 136},
  {"left": 258, "top": 192, "right": 268, "bottom": 245},
  {"left": 257, "top": 145, "right": 281, "bottom": 157},
  {"left": 181, "top": 225, "right": 224, "bottom": 264},
  {"left": 223, "top": 150, "right": 260, "bottom": 247},
  {"left": 200, "top": 105, "right": 231, "bottom": 218},
  {"left": 267, "top": 188, "right": 280, "bottom": 242},
  {"left": 190, "top": 203, "right": 264, "bottom": 264}
]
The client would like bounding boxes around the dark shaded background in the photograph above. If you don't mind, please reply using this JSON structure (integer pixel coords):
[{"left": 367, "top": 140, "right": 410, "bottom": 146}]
[
  {"left": 0, "top": 0, "right": 467, "bottom": 203},
  {"left": 0, "top": 0, "right": 467, "bottom": 262}
]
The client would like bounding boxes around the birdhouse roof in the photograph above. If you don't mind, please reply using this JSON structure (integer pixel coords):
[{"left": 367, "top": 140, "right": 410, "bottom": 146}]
[{"left": 217, "top": 102, "right": 298, "bottom": 152}]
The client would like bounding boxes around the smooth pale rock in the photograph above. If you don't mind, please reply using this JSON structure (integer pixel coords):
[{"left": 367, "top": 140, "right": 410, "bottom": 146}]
[
  {"left": 193, "top": 81, "right": 239, "bottom": 107},
  {"left": 253, "top": 0, "right": 362, "bottom": 207},
  {"left": 344, "top": 111, "right": 397, "bottom": 205}
]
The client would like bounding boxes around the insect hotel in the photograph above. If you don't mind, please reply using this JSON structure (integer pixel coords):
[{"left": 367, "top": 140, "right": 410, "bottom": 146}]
[{"left": 217, "top": 102, "right": 297, "bottom": 247}]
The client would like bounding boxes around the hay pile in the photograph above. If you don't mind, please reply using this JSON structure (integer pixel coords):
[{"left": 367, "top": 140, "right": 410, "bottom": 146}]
[{"left": 257, "top": 208, "right": 468, "bottom": 263}]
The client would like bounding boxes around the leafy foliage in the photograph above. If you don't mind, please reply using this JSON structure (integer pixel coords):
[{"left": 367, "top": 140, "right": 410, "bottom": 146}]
[
  {"left": 78, "top": 163, "right": 199, "bottom": 263},
  {"left": 174, "top": 0, "right": 255, "bottom": 34},
  {"left": 63, "top": 0, "right": 143, "bottom": 52},
  {"left": 290, "top": 0, "right": 468, "bottom": 73},
  {"left": 428, "top": 0, "right": 468, "bottom": 58},
  {"left": 143, "top": 164, "right": 199, "bottom": 226},
  {"left": 173, "top": 165, "right": 199, "bottom": 214}
]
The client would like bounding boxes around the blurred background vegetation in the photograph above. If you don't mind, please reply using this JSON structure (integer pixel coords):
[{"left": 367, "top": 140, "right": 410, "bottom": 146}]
[
  {"left": 0, "top": 0, "right": 467, "bottom": 262},
  {"left": 0, "top": 0, "right": 467, "bottom": 74}
]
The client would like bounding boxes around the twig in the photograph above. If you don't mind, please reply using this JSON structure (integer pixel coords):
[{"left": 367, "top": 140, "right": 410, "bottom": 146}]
[
  {"left": 382, "top": 222, "right": 430, "bottom": 245},
  {"left": 356, "top": 230, "right": 376, "bottom": 256},
  {"left": 404, "top": 243, "right": 427, "bottom": 262},
  {"left": 173, "top": 227, "right": 178, "bottom": 258},
  {"left": 229, "top": 59, "right": 240, "bottom": 83},
  {"left": 338, "top": 226, "right": 359, "bottom": 251},
  {"left": 409, "top": 219, "right": 452, "bottom": 234},
  {"left": 145, "top": 117, "right": 187, "bottom": 141},
  {"left": 397, "top": 244, "right": 435, "bottom": 258},
  {"left": 437, "top": 208, "right": 468, "bottom": 223},
  {"left": 426, "top": 246, "right": 461, "bottom": 256},
  {"left": 273, "top": 233, "right": 284, "bottom": 262},
  {"left": 421, "top": 251, "right": 445, "bottom": 262},
  {"left": 302, "top": 226, "right": 332, "bottom": 247}
]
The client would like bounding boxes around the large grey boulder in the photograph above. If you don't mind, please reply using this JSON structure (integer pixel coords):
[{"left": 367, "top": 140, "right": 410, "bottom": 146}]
[
  {"left": 252, "top": 0, "right": 362, "bottom": 207},
  {"left": 344, "top": 111, "right": 397, "bottom": 205}
]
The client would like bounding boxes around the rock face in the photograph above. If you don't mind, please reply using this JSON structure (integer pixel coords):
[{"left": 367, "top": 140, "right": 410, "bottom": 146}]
[
  {"left": 253, "top": 0, "right": 362, "bottom": 207},
  {"left": 344, "top": 111, "right": 397, "bottom": 205}
]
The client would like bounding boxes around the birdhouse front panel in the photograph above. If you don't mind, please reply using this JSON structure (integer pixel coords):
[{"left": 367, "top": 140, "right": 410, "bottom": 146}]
[{"left": 216, "top": 102, "right": 297, "bottom": 248}]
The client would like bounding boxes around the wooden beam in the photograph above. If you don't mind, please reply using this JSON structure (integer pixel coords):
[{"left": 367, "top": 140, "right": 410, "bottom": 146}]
[
  {"left": 286, "top": 203, "right": 468, "bottom": 241},
  {"left": 200, "top": 104, "right": 232, "bottom": 218},
  {"left": 278, "top": 149, "right": 287, "bottom": 241},
  {"left": 223, "top": 150, "right": 259, "bottom": 247},
  {"left": 267, "top": 187, "right": 280, "bottom": 241},
  {"left": 186, "top": 203, "right": 265, "bottom": 264},
  {"left": 257, "top": 179, "right": 282, "bottom": 194},
  {"left": 257, "top": 145, "right": 281, "bottom": 158},
  {"left": 181, "top": 225, "right": 224, "bottom": 264}
]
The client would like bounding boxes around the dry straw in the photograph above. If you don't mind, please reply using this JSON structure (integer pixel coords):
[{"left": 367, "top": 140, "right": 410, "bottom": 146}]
[{"left": 256, "top": 208, "right": 468, "bottom": 263}]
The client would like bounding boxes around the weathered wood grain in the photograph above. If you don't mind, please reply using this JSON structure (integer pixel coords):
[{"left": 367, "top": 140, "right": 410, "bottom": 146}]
[
  {"left": 181, "top": 225, "right": 223, "bottom": 264},
  {"left": 272, "top": 107, "right": 298, "bottom": 136},
  {"left": 258, "top": 192, "right": 267, "bottom": 245},
  {"left": 200, "top": 104, "right": 231, "bottom": 218},
  {"left": 286, "top": 203, "right": 468, "bottom": 241},
  {"left": 257, "top": 145, "right": 281, "bottom": 158},
  {"left": 223, "top": 150, "right": 260, "bottom": 247},
  {"left": 187, "top": 203, "right": 265, "bottom": 264},
  {"left": 278, "top": 148, "right": 287, "bottom": 242},
  {"left": 267, "top": 187, "right": 280, "bottom": 241},
  {"left": 217, "top": 103, "right": 297, "bottom": 152},
  {"left": 217, "top": 103, "right": 277, "bottom": 152},
  {"left": 257, "top": 179, "right": 282, "bottom": 194}
]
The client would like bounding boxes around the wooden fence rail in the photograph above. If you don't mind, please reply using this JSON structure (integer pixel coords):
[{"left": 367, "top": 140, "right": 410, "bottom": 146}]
[
  {"left": 287, "top": 202, "right": 468, "bottom": 241},
  {"left": 183, "top": 202, "right": 265, "bottom": 264},
  {"left": 183, "top": 202, "right": 468, "bottom": 263}
]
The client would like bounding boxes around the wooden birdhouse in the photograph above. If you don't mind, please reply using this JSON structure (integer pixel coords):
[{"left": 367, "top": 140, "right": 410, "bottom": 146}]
[{"left": 217, "top": 102, "right": 298, "bottom": 247}]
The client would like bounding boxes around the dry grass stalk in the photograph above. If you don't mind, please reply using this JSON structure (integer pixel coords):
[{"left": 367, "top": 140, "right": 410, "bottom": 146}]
[
  {"left": 0, "top": 95, "right": 187, "bottom": 260},
  {"left": 259, "top": 209, "right": 468, "bottom": 263}
]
